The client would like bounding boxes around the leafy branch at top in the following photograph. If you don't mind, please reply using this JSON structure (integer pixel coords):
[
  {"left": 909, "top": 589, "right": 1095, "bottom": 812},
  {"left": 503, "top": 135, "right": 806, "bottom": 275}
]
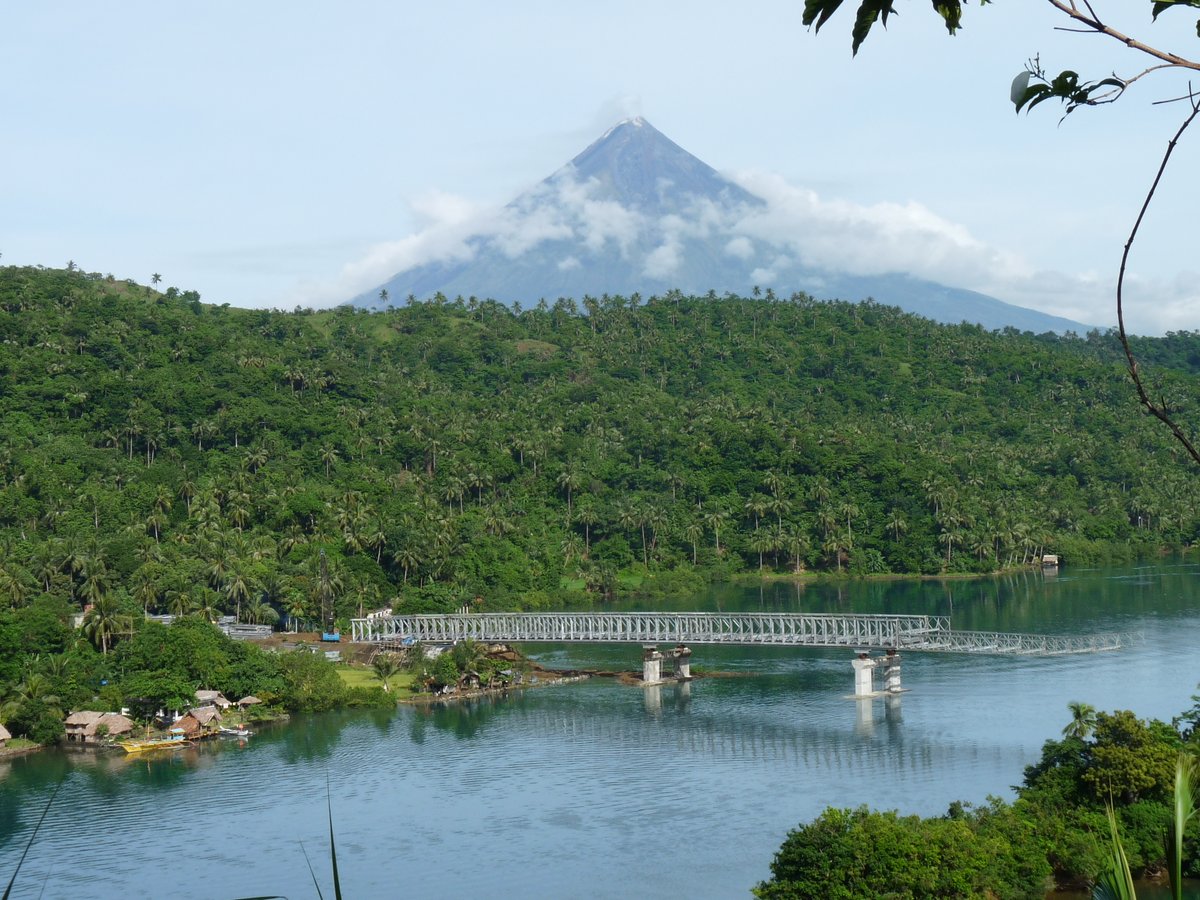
[{"left": 804, "top": 0, "right": 1200, "bottom": 467}]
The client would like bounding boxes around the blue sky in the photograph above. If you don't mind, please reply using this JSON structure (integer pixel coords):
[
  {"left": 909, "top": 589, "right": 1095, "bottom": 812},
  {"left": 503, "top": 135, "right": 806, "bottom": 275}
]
[{"left": 3, "top": 2, "right": 1197, "bottom": 333}]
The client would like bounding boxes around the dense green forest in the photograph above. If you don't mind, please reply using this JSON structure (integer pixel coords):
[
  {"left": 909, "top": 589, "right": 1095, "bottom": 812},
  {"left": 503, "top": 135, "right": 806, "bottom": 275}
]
[
  {"left": 755, "top": 700, "right": 1200, "bottom": 898},
  {"left": 3, "top": 264, "right": 1200, "bottom": 634}
]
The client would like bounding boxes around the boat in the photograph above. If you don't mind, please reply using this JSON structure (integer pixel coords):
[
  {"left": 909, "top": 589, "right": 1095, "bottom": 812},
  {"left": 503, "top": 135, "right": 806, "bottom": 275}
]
[
  {"left": 219, "top": 726, "right": 253, "bottom": 737},
  {"left": 120, "top": 727, "right": 193, "bottom": 753}
]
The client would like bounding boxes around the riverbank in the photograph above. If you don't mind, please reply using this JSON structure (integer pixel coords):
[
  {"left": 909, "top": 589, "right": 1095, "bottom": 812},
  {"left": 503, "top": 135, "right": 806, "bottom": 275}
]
[{"left": 0, "top": 739, "right": 42, "bottom": 761}]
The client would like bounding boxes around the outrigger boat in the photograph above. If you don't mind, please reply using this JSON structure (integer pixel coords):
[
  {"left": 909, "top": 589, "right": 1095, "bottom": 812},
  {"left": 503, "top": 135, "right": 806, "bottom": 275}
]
[
  {"left": 119, "top": 727, "right": 192, "bottom": 753},
  {"left": 219, "top": 726, "right": 253, "bottom": 737}
]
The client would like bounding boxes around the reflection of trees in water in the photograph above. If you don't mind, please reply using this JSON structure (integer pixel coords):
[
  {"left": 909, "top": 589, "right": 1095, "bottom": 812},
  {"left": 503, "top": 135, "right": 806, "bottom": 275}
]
[
  {"left": 421, "top": 695, "right": 504, "bottom": 740},
  {"left": 279, "top": 713, "right": 347, "bottom": 764},
  {"left": 365, "top": 707, "right": 396, "bottom": 735},
  {"left": 720, "top": 559, "right": 1200, "bottom": 634},
  {"left": 0, "top": 753, "right": 73, "bottom": 849}
]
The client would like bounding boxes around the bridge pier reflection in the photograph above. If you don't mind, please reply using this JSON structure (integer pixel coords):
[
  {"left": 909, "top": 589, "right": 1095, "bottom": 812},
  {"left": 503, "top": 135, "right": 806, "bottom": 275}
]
[
  {"left": 643, "top": 680, "right": 692, "bottom": 716},
  {"left": 854, "top": 692, "right": 904, "bottom": 737}
]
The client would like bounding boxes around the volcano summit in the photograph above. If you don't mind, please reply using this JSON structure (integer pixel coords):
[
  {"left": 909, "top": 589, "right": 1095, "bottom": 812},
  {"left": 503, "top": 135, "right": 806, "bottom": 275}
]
[{"left": 352, "top": 118, "right": 1089, "bottom": 334}]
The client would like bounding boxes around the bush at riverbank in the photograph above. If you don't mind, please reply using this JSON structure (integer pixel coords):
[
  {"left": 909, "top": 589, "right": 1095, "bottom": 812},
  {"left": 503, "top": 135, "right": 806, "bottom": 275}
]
[{"left": 756, "top": 700, "right": 1200, "bottom": 897}]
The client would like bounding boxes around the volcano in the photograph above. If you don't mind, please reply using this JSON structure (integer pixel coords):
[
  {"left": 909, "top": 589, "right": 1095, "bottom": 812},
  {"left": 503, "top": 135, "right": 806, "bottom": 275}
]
[{"left": 351, "top": 118, "right": 1090, "bottom": 334}]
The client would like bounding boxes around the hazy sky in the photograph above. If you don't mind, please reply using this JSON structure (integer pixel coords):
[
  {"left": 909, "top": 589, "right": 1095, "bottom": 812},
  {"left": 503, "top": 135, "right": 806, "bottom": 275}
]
[{"left": 3, "top": 2, "right": 1197, "bottom": 334}]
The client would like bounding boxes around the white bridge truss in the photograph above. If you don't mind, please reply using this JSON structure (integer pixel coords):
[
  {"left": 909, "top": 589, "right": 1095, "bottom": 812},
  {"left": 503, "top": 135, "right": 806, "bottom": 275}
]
[{"left": 349, "top": 612, "right": 1133, "bottom": 655}]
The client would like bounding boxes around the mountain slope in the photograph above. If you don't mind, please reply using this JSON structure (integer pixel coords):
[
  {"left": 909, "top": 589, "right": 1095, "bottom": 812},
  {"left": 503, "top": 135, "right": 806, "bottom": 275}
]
[{"left": 352, "top": 118, "right": 1091, "bottom": 334}]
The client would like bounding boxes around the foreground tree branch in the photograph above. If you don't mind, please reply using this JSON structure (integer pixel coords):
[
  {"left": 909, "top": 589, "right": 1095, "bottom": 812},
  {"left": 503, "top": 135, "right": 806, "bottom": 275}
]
[
  {"left": 804, "top": 0, "right": 1200, "bottom": 466},
  {"left": 1117, "top": 97, "right": 1200, "bottom": 466}
]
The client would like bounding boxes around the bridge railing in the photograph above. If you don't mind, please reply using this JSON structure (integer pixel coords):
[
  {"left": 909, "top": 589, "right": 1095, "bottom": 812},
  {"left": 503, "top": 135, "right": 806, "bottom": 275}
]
[
  {"left": 350, "top": 612, "right": 949, "bottom": 648},
  {"left": 929, "top": 629, "right": 1138, "bottom": 654}
]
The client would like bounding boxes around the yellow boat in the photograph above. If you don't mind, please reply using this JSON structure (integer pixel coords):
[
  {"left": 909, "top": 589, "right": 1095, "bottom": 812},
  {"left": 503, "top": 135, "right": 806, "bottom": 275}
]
[{"left": 120, "top": 728, "right": 192, "bottom": 753}]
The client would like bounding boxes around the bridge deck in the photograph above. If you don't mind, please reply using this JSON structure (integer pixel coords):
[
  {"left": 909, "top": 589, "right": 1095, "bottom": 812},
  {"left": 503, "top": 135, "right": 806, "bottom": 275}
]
[{"left": 349, "top": 612, "right": 1133, "bottom": 655}]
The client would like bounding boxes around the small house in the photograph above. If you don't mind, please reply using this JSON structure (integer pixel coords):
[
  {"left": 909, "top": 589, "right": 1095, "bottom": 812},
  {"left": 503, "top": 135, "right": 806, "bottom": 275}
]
[
  {"left": 194, "top": 690, "right": 232, "bottom": 710},
  {"left": 0, "top": 723, "right": 10, "bottom": 748},
  {"left": 174, "top": 706, "right": 223, "bottom": 738},
  {"left": 64, "top": 711, "right": 135, "bottom": 744}
]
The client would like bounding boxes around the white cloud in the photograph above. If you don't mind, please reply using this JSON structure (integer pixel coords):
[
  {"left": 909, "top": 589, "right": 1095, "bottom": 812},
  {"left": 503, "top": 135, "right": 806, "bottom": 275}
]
[
  {"left": 725, "top": 236, "right": 754, "bottom": 260},
  {"left": 644, "top": 240, "right": 682, "bottom": 279},
  {"left": 306, "top": 160, "right": 1186, "bottom": 333},
  {"left": 492, "top": 204, "right": 573, "bottom": 258}
]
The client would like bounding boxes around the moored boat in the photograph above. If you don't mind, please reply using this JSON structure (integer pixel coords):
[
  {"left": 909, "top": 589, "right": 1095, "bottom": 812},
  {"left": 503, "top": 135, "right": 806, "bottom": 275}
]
[{"left": 120, "top": 727, "right": 192, "bottom": 753}]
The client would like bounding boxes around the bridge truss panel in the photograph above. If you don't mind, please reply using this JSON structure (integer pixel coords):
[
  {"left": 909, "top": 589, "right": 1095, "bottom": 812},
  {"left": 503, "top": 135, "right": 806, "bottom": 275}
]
[{"left": 348, "top": 612, "right": 1134, "bottom": 656}]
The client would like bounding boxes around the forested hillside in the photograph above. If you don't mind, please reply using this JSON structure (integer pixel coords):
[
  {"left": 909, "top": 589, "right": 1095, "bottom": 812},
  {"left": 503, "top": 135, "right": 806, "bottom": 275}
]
[{"left": 1, "top": 266, "right": 1198, "bottom": 628}]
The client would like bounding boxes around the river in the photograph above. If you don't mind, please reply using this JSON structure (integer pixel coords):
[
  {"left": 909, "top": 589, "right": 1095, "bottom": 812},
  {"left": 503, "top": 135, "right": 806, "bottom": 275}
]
[{"left": 2, "top": 560, "right": 1199, "bottom": 898}]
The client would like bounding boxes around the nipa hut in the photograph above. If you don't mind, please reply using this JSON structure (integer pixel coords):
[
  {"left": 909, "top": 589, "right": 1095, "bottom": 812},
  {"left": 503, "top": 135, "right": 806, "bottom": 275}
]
[
  {"left": 0, "top": 723, "right": 10, "bottom": 748},
  {"left": 173, "top": 705, "right": 223, "bottom": 738},
  {"left": 64, "top": 712, "right": 135, "bottom": 744},
  {"left": 237, "top": 696, "right": 262, "bottom": 709},
  {"left": 194, "top": 690, "right": 232, "bottom": 710}
]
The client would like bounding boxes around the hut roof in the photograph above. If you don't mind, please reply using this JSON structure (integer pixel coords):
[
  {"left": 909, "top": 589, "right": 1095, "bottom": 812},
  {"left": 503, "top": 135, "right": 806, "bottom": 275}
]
[
  {"left": 64, "top": 712, "right": 133, "bottom": 736},
  {"left": 190, "top": 706, "right": 223, "bottom": 725},
  {"left": 195, "top": 690, "right": 231, "bottom": 708},
  {"left": 95, "top": 713, "right": 134, "bottom": 736},
  {"left": 0, "top": 723, "right": 10, "bottom": 741},
  {"left": 237, "top": 696, "right": 262, "bottom": 706},
  {"left": 65, "top": 711, "right": 105, "bottom": 727}
]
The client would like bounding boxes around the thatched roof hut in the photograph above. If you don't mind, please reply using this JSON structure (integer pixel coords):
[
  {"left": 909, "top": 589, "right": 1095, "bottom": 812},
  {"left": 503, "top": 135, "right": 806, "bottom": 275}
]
[
  {"left": 174, "top": 705, "right": 222, "bottom": 738},
  {"left": 64, "top": 711, "right": 135, "bottom": 744},
  {"left": 195, "top": 690, "right": 232, "bottom": 709},
  {"left": 237, "top": 695, "right": 262, "bottom": 707},
  {"left": 0, "top": 723, "right": 11, "bottom": 747},
  {"left": 190, "top": 706, "right": 222, "bottom": 727}
]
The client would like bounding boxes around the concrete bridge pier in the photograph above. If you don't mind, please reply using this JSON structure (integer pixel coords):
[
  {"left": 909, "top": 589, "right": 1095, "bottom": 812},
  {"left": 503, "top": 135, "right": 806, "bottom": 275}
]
[
  {"left": 882, "top": 649, "right": 902, "bottom": 694},
  {"left": 643, "top": 644, "right": 693, "bottom": 684},
  {"left": 642, "top": 645, "right": 664, "bottom": 685},
  {"left": 852, "top": 652, "right": 877, "bottom": 696},
  {"left": 851, "top": 650, "right": 903, "bottom": 697},
  {"left": 673, "top": 644, "right": 693, "bottom": 680}
]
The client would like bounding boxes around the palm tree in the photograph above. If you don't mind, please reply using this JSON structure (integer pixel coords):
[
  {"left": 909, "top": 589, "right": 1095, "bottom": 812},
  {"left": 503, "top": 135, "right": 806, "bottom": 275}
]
[
  {"left": 557, "top": 464, "right": 583, "bottom": 519},
  {"left": 785, "top": 526, "right": 811, "bottom": 574},
  {"left": 319, "top": 445, "right": 339, "bottom": 478},
  {"left": 284, "top": 593, "right": 309, "bottom": 632},
  {"left": 750, "top": 528, "right": 777, "bottom": 573},
  {"left": 1, "top": 673, "right": 62, "bottom": 723},
  {"left": 392, "top": 545, "right": 420, "bottom": 585},
  {"left": 372, "top": 652, "right": 401, "bottom": 692},
  {"left": 702, "top": 509, "right": 729, "bottom": 554},
  {"left": 187, "top": 589, "right": 219, "bottom": 623},
  {"left": 246, "top": 599, "right": 279, "bottom": 627},
  {"left": 683, "top": 518, "right": 704, "bottom": 565},
  {"left": 83, "top": 596, "right": 129, "bottom": 655},
  {"left": 225, "top": 569, "right": 254, "bottom": 621},
  {"left": 1063, "top": 701, "right": 1097, "bottom": 740},
  {"left": 0, "top": 561, "right": 34, "bottom": 608}
]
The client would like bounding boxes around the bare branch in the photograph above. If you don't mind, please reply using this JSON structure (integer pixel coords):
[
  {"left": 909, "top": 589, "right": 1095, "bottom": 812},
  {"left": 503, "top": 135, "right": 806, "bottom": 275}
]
[
  {"left": 1044, "top": 0, "right": 1200, "bottom": 71},
  {"left": 1117, "top": 97, "right": 1200, "bottom": 467}
]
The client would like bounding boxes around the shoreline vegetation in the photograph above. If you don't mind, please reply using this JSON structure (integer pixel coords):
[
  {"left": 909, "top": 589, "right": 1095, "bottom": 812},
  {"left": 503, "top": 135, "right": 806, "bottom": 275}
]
[
  {"left": 3, "top": 266, "right": 1200, "bottom": 627},
  {"left": 4, "top": 267, "right": 1200, "bottom": 889},
  {"left": 755, "top": 695, "right": 1200, "bottom": 898}
]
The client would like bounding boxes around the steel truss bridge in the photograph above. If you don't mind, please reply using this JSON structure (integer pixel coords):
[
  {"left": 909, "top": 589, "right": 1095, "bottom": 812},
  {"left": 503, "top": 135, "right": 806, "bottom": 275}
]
[{"left": 349, "top": 612, "right": 1135, "bottom": 655}]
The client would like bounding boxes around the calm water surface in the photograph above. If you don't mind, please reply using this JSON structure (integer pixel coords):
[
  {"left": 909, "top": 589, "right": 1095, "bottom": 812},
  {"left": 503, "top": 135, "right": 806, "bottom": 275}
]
[{"left": 2, "top": 561, "right": 1200, "bottom": 898}]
